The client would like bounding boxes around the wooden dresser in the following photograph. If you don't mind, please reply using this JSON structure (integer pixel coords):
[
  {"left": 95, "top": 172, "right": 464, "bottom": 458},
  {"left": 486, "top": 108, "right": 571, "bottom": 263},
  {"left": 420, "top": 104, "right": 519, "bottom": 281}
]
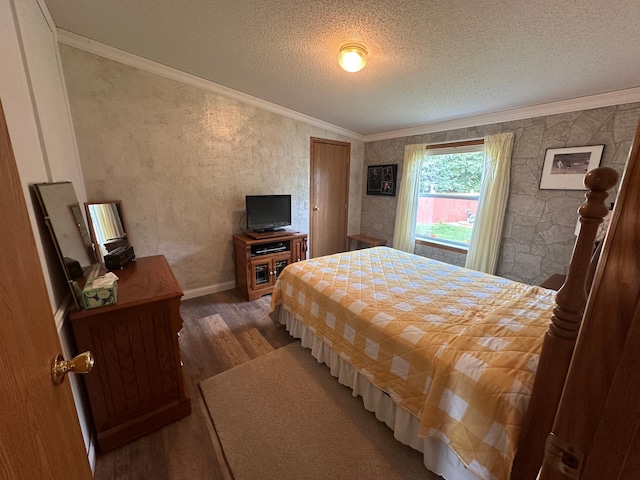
[{"left": 69, "top": 255, "right": 190, "bottom": 452}]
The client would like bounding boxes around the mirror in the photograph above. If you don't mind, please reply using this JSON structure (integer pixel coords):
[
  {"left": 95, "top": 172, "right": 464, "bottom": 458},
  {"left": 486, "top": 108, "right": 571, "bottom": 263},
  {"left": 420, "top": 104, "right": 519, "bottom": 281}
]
[
  {"left": 34, "top": 182, "right": 97, "bottom": 308},
  {"left": 85, "top": 201, "right": 129, "bottom": 262}
]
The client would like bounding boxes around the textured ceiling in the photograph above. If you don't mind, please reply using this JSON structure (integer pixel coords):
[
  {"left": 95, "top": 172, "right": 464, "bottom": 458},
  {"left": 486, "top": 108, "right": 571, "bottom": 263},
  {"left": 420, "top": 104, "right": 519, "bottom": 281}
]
[{"left": 44, "top": 0, "right": 640, "bottom": 136}]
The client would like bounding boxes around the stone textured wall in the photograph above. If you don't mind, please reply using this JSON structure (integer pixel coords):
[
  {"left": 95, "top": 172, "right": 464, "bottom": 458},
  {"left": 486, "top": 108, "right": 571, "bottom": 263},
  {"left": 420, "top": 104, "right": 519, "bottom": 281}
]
[
  {"left": 363, "top": 104, "right": 640, "bottom": 285},
  {"left": 60, "top": 46, "right": 363, "bottom": 292}
]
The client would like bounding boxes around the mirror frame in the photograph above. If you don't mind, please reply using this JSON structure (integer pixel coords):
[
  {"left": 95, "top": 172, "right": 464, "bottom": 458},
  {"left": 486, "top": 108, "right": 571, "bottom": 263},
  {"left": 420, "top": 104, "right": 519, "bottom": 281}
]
[{"left": 70, "top": 203, "right": 93, "bottom": 251}]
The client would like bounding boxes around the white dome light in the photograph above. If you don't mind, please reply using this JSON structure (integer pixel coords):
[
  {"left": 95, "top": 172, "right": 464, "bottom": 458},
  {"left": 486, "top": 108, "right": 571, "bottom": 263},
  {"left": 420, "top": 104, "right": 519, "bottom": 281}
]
[{"left": 338, "top": 43, "right": 368, "bottom": 73}]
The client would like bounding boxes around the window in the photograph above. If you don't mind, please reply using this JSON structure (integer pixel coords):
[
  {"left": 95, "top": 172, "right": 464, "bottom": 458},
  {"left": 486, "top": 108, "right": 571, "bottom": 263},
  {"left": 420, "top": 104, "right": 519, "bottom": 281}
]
[{"left": 416, "top": 142, "right": 484, "bottom": 250}]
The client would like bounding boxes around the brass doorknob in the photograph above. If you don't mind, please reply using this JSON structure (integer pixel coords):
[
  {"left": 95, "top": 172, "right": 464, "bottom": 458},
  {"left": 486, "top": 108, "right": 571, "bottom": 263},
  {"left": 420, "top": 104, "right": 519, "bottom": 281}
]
[{"left": 51, "top": 351, "right": 95, "bottom": 385}]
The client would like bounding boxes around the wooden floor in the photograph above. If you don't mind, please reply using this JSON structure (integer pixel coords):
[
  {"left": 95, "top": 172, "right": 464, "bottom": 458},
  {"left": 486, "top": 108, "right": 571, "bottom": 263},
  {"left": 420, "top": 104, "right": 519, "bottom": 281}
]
[{"left": 93, "top": 289, "right": 295, "bottom": 480}]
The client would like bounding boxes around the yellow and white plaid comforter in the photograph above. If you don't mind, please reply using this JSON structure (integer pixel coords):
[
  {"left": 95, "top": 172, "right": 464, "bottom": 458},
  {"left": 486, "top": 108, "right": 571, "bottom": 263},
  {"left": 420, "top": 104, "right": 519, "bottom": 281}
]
[{"left": 270, "top": 247, "right": 555, "bottom": 480}]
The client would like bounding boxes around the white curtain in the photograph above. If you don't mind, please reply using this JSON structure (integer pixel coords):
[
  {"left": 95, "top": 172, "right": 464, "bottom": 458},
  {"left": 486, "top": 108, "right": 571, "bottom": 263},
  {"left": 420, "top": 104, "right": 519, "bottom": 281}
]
[
  {"left": 392, "top": 144, "right": 426, "bottom": 253},
  {"left": 464, "top": 132, "right": 514, "bottom": 273}
]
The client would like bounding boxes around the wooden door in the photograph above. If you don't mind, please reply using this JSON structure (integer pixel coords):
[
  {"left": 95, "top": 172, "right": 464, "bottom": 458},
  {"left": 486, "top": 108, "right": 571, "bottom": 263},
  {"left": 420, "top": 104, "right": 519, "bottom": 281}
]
[
  {"left": 0, "top": 101, "right": 92, "bottom": 479},
  {"left": 310, "top": 138, "right": 350, "bottom": 258}
]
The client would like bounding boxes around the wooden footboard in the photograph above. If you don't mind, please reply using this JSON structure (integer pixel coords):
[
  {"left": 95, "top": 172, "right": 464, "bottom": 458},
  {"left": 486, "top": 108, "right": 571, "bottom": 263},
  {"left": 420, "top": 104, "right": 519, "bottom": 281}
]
[{"left": 511, "top": 166, "right": 619, "bottom": 479}]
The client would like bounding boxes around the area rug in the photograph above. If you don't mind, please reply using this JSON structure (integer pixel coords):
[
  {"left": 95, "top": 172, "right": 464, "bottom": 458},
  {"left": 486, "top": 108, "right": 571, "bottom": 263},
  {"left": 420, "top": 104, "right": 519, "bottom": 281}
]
[{"left": 200, "top": 342, "right": 440, "bottom": 480}]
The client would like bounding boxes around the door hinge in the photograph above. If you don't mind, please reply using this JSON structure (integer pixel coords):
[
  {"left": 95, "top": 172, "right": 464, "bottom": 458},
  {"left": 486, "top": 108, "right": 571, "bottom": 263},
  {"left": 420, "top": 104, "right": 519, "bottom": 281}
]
[{"left": 544, "top": 432, "right": 584, "bottom": 479}]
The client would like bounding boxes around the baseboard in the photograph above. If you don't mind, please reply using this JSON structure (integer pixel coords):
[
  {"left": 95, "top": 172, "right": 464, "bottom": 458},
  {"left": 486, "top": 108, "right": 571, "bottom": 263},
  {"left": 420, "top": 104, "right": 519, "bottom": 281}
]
[{"left": 182, "top": 280, "right": 236, "bottom": 300}]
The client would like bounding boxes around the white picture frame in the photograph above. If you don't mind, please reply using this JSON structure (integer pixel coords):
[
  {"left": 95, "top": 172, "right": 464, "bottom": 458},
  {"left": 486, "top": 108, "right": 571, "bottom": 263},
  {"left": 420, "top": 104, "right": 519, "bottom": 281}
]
[{"left": 539, "top": 145, "right": 604, "bottom": 190}]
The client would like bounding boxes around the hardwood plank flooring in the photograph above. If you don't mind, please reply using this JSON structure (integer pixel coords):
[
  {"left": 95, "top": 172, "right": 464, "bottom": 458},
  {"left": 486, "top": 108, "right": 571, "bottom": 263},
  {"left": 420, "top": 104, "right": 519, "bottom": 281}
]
[{"left": 93, "top": 289, "right": 294, "bottom": 480}]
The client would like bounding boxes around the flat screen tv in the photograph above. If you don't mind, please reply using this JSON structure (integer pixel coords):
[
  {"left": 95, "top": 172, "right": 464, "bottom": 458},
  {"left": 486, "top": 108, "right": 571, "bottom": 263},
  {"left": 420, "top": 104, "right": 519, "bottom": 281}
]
[{"left": 246, "top": 194, "right": 291, "bottom": 233}]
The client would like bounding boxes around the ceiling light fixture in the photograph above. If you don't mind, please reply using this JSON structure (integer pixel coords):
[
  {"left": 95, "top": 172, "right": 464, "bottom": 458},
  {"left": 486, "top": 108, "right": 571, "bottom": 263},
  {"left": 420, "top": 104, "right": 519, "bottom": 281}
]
[{"left": 338, "top": 43, "right": 368, "bottom": 73}]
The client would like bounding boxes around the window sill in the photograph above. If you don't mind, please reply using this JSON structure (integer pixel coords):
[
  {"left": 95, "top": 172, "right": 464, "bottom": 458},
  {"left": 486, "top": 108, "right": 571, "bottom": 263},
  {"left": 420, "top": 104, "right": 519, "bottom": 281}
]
[{"left": 415, "top": 238, "right": 468, "bottom": 254}]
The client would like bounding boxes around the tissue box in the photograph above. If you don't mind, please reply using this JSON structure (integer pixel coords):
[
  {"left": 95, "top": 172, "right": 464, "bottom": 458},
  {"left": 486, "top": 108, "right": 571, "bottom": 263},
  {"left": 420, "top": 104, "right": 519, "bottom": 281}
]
[{"left": 82, "top": 273, "right": 118, "bottom": 309}]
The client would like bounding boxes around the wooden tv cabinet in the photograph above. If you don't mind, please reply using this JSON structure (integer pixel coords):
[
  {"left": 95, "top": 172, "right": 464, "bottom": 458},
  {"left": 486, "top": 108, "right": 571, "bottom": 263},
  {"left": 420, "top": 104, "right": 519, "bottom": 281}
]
[
  {"left": 233, "top": 231, "right": 308, "bottom": 301},
  {"left": 69, "top": 255, "right": 190, "bottom": 452}
]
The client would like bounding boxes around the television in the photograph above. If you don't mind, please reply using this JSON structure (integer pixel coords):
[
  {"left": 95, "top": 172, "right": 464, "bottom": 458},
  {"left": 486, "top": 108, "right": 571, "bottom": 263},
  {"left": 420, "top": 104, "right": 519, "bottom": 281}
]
[{"left": 245, "top": 194, "right": 292, "bottom": 233}]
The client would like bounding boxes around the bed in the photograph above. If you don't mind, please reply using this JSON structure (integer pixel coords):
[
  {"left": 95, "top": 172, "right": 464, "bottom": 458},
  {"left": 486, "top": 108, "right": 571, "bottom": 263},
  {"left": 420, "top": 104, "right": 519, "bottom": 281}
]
[{"left": 269, "top": 163, "right": 622, "bottom": 479}]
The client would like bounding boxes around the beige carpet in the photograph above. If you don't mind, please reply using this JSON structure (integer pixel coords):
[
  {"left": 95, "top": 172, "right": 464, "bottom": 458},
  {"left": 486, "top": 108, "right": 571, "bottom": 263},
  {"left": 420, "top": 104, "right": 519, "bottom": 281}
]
[{"left": 200, "top": 342, "right": 441, "bottom": 480}]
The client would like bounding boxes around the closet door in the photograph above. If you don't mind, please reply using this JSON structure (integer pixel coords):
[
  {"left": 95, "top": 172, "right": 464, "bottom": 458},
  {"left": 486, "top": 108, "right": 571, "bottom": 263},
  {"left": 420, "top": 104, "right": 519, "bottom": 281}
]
[{"left": 310, "top": 137, "right": 350, "bottom": 258}]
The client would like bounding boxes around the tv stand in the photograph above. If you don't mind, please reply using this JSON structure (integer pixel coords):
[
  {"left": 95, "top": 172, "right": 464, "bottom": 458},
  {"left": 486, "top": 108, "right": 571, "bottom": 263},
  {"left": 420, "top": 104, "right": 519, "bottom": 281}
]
[{"left": 233, "top": 232, "right": 307, "bottom": 300}]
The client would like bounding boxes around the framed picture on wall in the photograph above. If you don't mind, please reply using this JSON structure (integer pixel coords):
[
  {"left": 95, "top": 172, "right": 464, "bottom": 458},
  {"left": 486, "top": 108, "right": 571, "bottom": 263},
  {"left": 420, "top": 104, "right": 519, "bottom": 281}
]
[
  {"left": 539, "top": 145, "right": 604, "bottom": 190},
  {"left": 367, "top": 164, "right": 397, "bottom": 196}
]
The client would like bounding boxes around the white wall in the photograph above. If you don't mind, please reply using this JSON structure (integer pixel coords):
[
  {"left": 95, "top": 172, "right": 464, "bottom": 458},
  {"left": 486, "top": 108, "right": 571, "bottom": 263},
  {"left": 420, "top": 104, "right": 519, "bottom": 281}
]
[
  {"left": 0, "top": 0, "right": 56, "bottom": 303},
  {"left": 58, "top": 45, "right": 365, "bottom": 295},
  {"left": 0, "top": 0, "right": 93, "bottom": 466},
  {"left": 3, "top": 0, "right": 86, "bottom": 310}
]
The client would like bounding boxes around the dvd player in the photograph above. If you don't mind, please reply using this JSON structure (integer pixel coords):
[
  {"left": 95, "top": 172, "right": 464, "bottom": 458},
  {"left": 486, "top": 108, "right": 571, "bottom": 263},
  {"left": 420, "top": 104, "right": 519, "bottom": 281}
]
[
  {"left": 255, "top": 245, "right": 287, "bottom": 255},
  {"left": 252, "top": 242, "right": 287, "bottom": 256}
]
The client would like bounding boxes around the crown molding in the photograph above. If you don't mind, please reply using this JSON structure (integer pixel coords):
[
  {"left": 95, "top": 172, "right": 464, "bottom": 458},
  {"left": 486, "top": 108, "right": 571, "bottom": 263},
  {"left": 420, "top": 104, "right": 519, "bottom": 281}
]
[
  {"left": 56, "top": 29, "right": 366, "bottom": 142},
  {"left": 57, "top": 30, "right": 640, "bottom": 145},
  {"left": 364, "top": 88, "right": 640, "bottom": 142}
]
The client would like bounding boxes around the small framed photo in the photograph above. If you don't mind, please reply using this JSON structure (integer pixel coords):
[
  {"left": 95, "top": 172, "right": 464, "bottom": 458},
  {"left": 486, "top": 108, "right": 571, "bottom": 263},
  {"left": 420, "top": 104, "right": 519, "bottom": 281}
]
[
  {"left": 540, "top": 145, "right": 604, "bottom": 190},
  {"left": 367, "top": 164, "right": 397, "bottom": 196}
]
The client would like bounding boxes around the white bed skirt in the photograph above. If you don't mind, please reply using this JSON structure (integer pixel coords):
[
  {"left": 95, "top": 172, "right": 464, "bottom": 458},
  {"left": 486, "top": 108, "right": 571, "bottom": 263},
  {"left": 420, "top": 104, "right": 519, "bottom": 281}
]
[{"left": 277, "top": 308, "right": 480, "bottom": 480}]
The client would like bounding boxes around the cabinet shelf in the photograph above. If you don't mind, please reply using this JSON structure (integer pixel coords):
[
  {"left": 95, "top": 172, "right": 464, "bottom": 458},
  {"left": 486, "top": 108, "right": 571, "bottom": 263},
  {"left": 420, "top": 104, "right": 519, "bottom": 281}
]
[{"left": 250, "top": 240, "right": 288, "bottom": 257}]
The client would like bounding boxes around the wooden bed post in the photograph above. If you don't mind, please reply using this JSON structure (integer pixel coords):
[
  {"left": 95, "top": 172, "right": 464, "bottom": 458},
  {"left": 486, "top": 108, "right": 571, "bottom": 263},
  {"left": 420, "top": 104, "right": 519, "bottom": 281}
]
[
  {"left": 511, "top": 166, "right": 619, "bottom": 480},
  {"left": 539, "top": 122, "right": 640, "bottom": 480}
]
